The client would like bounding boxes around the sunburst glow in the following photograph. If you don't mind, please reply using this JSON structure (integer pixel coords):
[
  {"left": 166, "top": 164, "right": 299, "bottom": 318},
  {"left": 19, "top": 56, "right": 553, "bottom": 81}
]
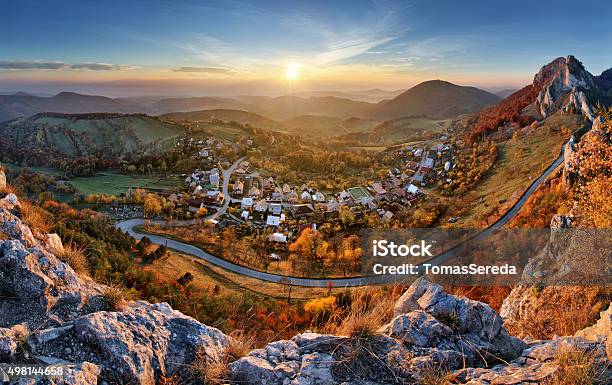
[{"left": 284, "top": 63, "right": 300, "bottom": 81}]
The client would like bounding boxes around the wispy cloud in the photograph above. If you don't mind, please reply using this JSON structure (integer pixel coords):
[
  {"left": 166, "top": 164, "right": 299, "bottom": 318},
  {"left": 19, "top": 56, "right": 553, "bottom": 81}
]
[
  {"left": 173, "top": 66, "right": 234, "bottom": 74},
  {"left": 0, "top": 61, "right": 65, "bottom": 70},
  {"left": 70, "top": 63, "right": 137, "bottom": 71},
  {"left": 0, "top": 60, "right": 138, "bottom": 71}
]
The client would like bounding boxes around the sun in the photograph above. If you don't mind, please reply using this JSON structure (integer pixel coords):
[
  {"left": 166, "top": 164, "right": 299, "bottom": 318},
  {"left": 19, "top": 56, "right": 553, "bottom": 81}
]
[{"left": 284, "top": 63, "right": 300, "bottom": 81}]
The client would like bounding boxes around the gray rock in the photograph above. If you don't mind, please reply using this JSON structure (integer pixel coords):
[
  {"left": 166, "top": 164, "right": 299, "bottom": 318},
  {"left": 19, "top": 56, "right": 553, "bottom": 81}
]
[
  {"left": 69, "top": 301, "right": 229, "bottom": 385},
  {"left": 230, "top": 355, "right": 278, "bottom": 385},
  {"left": 388, "top": 278, "right": 527, "bottom": 367}
]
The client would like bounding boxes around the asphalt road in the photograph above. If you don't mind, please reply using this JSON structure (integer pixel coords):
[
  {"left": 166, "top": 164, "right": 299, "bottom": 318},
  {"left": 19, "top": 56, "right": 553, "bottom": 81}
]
[{"left": 116, "top": 145, "right": 567, "bottom": 288}]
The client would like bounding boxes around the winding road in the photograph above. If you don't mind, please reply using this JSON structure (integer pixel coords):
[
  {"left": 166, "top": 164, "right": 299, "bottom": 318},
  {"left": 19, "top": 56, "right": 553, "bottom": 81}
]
[{"left": 117, "top": 145, "right": 568, "bottom": 287}]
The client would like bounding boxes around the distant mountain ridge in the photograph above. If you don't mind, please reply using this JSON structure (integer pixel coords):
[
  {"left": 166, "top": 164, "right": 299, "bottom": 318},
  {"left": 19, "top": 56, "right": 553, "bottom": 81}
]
[
  {"left": 366, "top": 80, "right": 501, "bottom": 120},
  {"left": 0, "top": 92, "right": 145, "bottom": 122},
  {"left": 0, "top": 81, "right": 503, "bottom": 124}
]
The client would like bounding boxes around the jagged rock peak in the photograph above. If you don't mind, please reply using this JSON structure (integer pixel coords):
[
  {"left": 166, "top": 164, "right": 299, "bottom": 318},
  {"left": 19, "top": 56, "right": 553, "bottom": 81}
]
[{"left": 533, "top": 55, "right": 596, "bottom": 119}]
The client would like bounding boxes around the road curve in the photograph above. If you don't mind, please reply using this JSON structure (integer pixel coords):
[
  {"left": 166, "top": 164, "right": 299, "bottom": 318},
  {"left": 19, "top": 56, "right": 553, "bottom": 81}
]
[{"left": 116, "top": 145, "right": 567, "bottom": 287}]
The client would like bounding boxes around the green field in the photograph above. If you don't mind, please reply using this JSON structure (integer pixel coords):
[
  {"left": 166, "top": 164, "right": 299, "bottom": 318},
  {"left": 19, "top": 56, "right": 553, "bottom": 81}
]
[
  {"left": 71, "top": 174, "right": 182, "bottom": 196},
  {"left": 347, "top": 186, "right": 370, "bottom": 200}
]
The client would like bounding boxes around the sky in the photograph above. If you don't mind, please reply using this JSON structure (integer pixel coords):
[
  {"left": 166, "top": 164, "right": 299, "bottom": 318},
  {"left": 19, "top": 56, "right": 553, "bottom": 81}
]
[{"left": 1, "top": 0, "right": 612, "bottom": 97}]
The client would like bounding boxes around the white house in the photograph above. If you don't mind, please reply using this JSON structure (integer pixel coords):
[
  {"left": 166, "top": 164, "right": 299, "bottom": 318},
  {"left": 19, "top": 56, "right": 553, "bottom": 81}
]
[
  {"left": 444, "top": 161, "right": 451, "bottom": 172},
  {"left": 209, "top": 173, "right": 220, "bottom": 187},
  {"left": 241, "top": 210, "right": 250, "bottom": 220},
  {"left": 269, "top": 203, "right": 282, "bottom": 215},
  {"left": 301, "top": 190, "right": 312, "bottom": 202},
  {"left": 266, "top": 215, "right": 281, "bottom": 227},
  {"left": 406, "top": 184, "right": 420, "bottom": 195},
  {"left": 269, "top": 233, "right": 287, "bottom": 243},
  {"left": 241, "top": 197, "right": 253, "bottom": 209}
]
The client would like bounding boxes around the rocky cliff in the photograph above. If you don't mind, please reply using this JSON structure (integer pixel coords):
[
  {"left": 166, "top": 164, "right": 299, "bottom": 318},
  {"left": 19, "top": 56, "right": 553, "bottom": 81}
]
[
  {"left": 532, "top": 55, "right": 612, "bottom": 120},
  {"left": 0, "top": 192, "right": 610, "bottom": 385}
]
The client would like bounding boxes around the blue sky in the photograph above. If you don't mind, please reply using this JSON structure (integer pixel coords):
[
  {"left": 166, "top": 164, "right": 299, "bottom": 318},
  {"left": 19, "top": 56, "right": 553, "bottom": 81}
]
[{"left": 1, "top": 0, "right": 612, "bottom": 96}]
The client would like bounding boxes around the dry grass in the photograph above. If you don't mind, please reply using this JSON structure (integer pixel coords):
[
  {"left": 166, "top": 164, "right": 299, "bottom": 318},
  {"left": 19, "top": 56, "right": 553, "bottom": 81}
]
[
  {"left": 58, "top": 242, "right": 89, "bottom": 275},
  {"left": 20, "top": 200, "right": 53, "bottom": 233},
  {"left": 225, "top": 330, "right": 255, "bottom": 362},
  {"left": 322, "top": 289, "right": 398, "bottom": 338},
  {"left": 189, "top": 330, "right": 254, "bottom": 384},
  {"left": 505, "top": 286, "right": 612, "bottom": 339},
  {"left": 100, "top": 284, "right": 135, "bottom": 311},
  {"left": 320, "top": 290, "right": 405, "bottom": 383},
  {"left": 158, "top": 374, "right": 184, "bottom": 385},
  {"left": 417, "top": 363, "right": 452, "bottom": 385},
  {"left": 551, "top": 344, "right": 610, "bottom": 385}
]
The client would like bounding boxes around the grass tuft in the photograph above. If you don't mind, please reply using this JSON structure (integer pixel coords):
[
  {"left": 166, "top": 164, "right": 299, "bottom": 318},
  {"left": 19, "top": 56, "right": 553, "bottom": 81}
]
[
  {"left": 100, "top": 284, "right": 135, "bottom": 311},
  {"left": 58, "top": 241, "right": 89, "bottom": 275},
  {"left": 551, "top": 344, "right": 610, "bottom": 385}
]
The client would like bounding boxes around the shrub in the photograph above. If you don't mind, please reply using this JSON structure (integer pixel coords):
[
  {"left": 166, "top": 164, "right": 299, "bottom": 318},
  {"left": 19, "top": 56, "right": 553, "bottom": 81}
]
[
  {"left": 58, "top": 242, "right": 89, "bottom": 275},
  {"left": 551, "top": 344, "right": 610, "bottom": 385}
]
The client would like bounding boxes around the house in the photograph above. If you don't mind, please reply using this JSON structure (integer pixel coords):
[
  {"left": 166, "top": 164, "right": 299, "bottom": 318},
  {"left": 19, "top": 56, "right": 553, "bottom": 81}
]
[
  {"left": 233, "top": 181, "right": 244, "bottom": 195},
  {"left": 382, "top": 210, "right": 394, "bottom": 222},
  {"left": 291, "top": 204, "right": 314, "bottom": 218},
  {"left": 424, "top": 158, "right": 434, "bottom": 168},
  {"left": 339, "top": 190, "right": 351, "bottom": 201},
  {"left": 241, "top": 210, "right": 250, "bottom": 220},
  {"left": 313, "top": 191, "right": 325, "bottom": 202},
  {"left": 188, "top": 199, "right": 204, "bottom": 213},
  {"left": 271, "top": 191, "right": 283, "bottom": 201},
  {"left": 199, "top": 149, "right": 209, "bottom": 158},
  {"left": 444, "top": 161, "right": 451, "bottom": 172},
  {"left": 248, "top": 186, "right": 261, "bottom": 198},
  {"left": 269, "top": 203, "right": 282, "bottom": 215},
  {"left": 405, "top": 184, "right": 420, "bottom": 195},
  {"left": 282, "top": 183, "right": 291, "bottom": 194},
  {"left": 209, "top": 173, "right": 220, "bottom": 188},
  {"left": 204, "top": 191, "right": 224, "bottom": 205},
  {"left": 254, "top": 200, "right": 268, "bottom": 213},
  {"left": 263, "top": 177, "right": 275, "bottom": 190},
  {"left": 406, "top": 161, "right": 419, "bottom": 172},
  {"left": 241, "top": 197, "right": 253, "bottom": 209},
  {"left": 285, "top": 190, "right": 299, "bottom": 203},
  {"left": 371, "top": 182, "right": 386, "bottom": 195},
  {"left": 301, "top": 190, "right": 312, "bottom": 202},
  {"left": 269, "top": 253, "right": 281, "bottom": 261},
  {"left": 168, "top": 193, "right": 179, "bottom": 204},
  {"left": 269, "top": 233, "right": 287, "bottom": 243},
  {"left": 266, "top": 215, "right": 281, "bottom": 227}
]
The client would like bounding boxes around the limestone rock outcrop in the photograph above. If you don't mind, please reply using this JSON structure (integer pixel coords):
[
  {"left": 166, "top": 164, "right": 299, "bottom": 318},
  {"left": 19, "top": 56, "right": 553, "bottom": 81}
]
[
  {"left": 0, "top": 194, "right": 230, "bottom": 385},
  {"left": 0, "top": 192, "right": 609, "bottom": 385}
]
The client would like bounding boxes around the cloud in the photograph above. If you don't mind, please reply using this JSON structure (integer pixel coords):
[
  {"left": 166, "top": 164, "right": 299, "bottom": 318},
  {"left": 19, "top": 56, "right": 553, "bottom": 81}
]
[
  {"left": 0, "top": 60, "right": 66, "bottom": 70},
  {"left": 0, "top": 60, "right": 137, "bottom": 71},
  {"left": 70, "top": 63, "right": 137, "bottom": 71},
  {"left": 173, "top": 66, "right": 234, "bottom": 74}
]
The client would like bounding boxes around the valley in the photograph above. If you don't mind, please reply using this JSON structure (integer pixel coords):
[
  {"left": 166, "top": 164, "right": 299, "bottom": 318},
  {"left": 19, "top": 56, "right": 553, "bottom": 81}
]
[{"left": 0, "top": 53, "right": 610, "bottom": 385}]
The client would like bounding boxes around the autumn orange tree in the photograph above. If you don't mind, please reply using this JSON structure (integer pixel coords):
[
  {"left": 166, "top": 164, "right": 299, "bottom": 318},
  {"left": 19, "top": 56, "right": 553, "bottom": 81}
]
[{"left": 575, "top": 108, "right": 612, "bottom": 227}]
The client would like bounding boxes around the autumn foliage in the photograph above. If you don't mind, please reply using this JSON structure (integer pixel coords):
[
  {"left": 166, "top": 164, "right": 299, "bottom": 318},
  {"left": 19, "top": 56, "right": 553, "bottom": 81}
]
[{"left": 469, "top": 85, "right": 538, "bottom": 143}]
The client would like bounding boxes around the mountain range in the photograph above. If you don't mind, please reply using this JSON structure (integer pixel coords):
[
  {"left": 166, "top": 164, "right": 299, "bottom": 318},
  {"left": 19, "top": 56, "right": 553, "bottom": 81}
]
[{"left": 0, "top": 80, "right": 502, "bottom": 124}]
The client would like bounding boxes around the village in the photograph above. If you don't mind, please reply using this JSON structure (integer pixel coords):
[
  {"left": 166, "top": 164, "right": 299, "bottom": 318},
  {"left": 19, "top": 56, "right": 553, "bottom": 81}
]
[{"left": 141, "top": 131, "right": 458, "bottom": 254}]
